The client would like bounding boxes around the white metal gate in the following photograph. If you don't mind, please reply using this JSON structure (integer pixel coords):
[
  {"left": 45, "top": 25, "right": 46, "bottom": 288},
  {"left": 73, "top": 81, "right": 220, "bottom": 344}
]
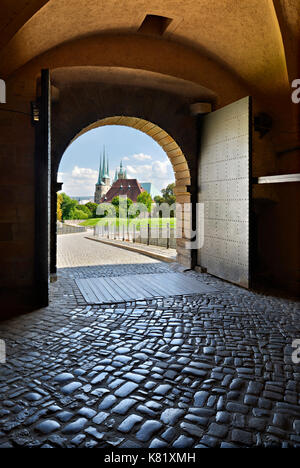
[{"left": 198, "top": 97, "right": 251, "bottom": 288}]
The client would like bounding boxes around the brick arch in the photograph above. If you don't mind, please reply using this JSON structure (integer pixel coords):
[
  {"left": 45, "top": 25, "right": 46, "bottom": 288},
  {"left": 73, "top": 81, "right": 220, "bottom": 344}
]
[
  {"left": 71, "top": 116, "right": 191, "bottom": 201},
  {"left": 67, "top": 116, "right": 192, "bottom": 268}
]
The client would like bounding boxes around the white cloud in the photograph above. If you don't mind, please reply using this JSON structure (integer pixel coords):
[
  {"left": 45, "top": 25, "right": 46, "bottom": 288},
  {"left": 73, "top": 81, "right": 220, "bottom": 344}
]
[
  {"left": 58, "top": 158, "right": 175, "bottom": 197},
  {"left": 132, "top": 153, "right": 152, "bottom": 161},
  {"left": 123, "top": 156, "right": 130, "bottom": 161},
  {"left": 58, "top": 166, "right": 98, "bottom": 196},
  {"left": 152, "top": 160, "right": 171, "bottom": 178},
  {"left": 126, "top": 165, "right": 136, "bottom": 174},
  {"left": 72, "top": 166, "right": 98, "bottom": 179},
  {"left": 126, "top": 159, "right": 174, "bottom": 191}
]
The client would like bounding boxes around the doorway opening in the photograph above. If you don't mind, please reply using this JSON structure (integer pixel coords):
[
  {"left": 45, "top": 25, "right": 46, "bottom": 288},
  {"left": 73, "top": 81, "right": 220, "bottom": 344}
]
[
  {"left": 52, "top": 116, "right": 193, "bottom": 278},
  {"left": 56, "top": 122, "right": 184, "bottom": 273},
  {"left": 35, "top": 70, "right": 252, "bottom": 309}
]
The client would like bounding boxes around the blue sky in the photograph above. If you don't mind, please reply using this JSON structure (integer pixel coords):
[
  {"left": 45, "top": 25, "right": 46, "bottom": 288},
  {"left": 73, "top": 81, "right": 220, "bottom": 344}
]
[{"left": 58, "top": 125, "right": 175, "bottom": 197}]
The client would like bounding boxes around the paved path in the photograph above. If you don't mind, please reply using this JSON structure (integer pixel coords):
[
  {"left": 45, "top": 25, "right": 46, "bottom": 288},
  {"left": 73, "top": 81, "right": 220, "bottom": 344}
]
[
  {"left": 57, "top": 232, "right": 162, "bottom": 268},
  {"left": 86, "top": 236, "right": 177, "bottom": 263},
  {"left": 0, "top": 234, "right": 299, "bottom": 448}
]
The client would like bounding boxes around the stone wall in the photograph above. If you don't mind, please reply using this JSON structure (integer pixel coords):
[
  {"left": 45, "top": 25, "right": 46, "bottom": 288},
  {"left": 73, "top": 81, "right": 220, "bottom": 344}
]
[{"left": 57, "top": 223, "right": 86, "bottom": 235}]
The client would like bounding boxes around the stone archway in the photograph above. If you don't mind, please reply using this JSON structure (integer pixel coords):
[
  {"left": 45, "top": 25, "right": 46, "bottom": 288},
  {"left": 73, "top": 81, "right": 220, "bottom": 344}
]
[
  {"left": 71, "top": 116, "right": 191, "bottom": 204},
  {"left": 49, "top": 67, "right": 205, "bottom": 277},
  {"left": 54, "top": 116, "right": 192, "bottom": 271}
]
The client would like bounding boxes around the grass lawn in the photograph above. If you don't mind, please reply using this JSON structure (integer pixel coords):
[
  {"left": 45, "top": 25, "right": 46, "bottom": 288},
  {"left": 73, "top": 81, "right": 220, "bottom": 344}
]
[{"left": 80, "top": 217, "right": 176, "bottom": 230}]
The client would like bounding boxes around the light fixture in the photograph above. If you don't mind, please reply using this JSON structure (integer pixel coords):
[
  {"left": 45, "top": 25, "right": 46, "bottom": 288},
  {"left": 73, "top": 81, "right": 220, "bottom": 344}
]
[
  {"left": 254, "top": 113, "right": 272, "bottom": 138},
  {"left": 31, "top": 101, "right": 40, "bottom": 126}
]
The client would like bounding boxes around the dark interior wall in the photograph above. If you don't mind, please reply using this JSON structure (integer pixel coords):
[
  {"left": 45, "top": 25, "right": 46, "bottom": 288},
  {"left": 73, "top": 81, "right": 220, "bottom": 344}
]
[
  {"left": 252, "top": 99, "right": 300, "bottom": 295},
  {"left": 252, "top": 99, "right": 300, "bottom": 178},
  {"left": 0, "top": 80, "right": 36, "bottom": 315},
  {"left": 252, "top": 182, "right": 300, "bottom": 295},
  {"left": 51, "top": 81, "right": 199, "bottom": 177}
]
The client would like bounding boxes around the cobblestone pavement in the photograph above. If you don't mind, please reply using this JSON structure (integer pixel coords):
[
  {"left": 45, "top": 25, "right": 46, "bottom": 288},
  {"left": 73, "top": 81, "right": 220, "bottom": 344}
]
[{"left": 0, "top": 235, "right": 299, "bottom": 448}]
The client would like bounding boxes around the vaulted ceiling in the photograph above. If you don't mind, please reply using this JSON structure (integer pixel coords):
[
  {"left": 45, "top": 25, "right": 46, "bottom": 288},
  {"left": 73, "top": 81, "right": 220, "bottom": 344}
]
[
  {"left": 0, "top": 0, "right": 298, "bottom": 96},
  {"left": 0, "top": 0, "right": 48, "bottom": 49}
]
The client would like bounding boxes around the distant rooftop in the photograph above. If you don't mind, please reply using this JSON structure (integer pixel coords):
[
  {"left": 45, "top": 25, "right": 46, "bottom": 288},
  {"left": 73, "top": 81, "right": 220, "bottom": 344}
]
[
  {"left": 71, "top": 196, "right": 94, "bottom": 201},
  {"left": 141, "top": 183, "right": 161, "bottom": 199},
  {"left": 100, "top": 178, "right": 145, "bottom": 203}
]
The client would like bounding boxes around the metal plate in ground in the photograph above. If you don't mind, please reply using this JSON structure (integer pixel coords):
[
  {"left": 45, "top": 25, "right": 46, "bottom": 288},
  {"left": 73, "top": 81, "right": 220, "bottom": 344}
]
[{"left": 76, "top": 272, "right": 217, "bottom": 304}]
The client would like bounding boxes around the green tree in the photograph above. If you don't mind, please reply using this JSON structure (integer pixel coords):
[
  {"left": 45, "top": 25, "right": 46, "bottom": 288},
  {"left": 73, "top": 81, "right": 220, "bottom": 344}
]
[
  {"left": 57, "top": 193, "right": 63, "bottom": 221},
  {"left": 161, "top": 183, "right": 176, "bottom": 205},
  {"left": 137, "top": 191, "right": 152, "bottom": 213},
  {"left": 70, "top": 208, "right": 89, "bottom": 220},
  {"left": 154, "top": 195, "right": 164, "bottom": 205},
  {"left": 155, "top": 183, "right": 176, "bottom": 218},
  {"left": 76, "top": 205, "right": 92, "bottom": 218},
  {"left": 85, "top": 202, "right": 98, "bottom": 218},
  {"left": 60, "top": 193, "right": 78, "bottom": 221}
]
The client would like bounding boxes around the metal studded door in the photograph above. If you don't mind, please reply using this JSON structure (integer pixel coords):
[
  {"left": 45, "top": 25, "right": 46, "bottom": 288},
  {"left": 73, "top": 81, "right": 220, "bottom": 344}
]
[{"left": 198, "top": 97, "right": 251, "bottom": 288}]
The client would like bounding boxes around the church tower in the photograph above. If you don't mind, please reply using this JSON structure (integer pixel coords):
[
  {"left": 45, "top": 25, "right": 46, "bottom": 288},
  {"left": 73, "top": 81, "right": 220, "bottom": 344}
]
[
  {"left": 117, "top": 161, "right": 127, "bottom": 180},
  {"left": 94, "top": 148, "right": 111, "bottom": 203}
]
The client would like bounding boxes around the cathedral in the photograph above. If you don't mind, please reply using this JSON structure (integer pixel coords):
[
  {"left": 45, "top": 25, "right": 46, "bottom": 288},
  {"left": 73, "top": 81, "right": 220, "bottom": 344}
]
[
  {"left": 94, "top": 149, "right": 148, "bottom": 204},
  {"left": 94, "top": 149, "right": 111, "bottom": 203}
]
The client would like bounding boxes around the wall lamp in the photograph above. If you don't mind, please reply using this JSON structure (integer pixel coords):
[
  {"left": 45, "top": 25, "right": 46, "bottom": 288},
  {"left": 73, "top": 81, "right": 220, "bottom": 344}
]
[
  {"left": 31, "top": 101, "right": 40, "bottom": 126},
  {"left": 254, "top": 112, "right": 273, "bottom": 138}
]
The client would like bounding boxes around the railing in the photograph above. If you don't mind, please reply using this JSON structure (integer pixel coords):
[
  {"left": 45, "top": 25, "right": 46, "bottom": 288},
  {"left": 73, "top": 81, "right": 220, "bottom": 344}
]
[
  {"left": 94, "top": 223, "right": 176, "bottom": 249},
  {"left": 57, "top": 223, "right": 87, "bottom": 235}
]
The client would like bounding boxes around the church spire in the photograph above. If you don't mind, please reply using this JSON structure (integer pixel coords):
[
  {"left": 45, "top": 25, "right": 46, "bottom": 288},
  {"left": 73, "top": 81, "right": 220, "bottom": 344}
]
[
  {"left": 102, "top": 146, "right": 110, "bottom": 179},
  {"left": 97, "top": 153, "right": 103, "bottom": 185},
  {"left": 102, "top": 147, "right": 105, "bottom": 179}
]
